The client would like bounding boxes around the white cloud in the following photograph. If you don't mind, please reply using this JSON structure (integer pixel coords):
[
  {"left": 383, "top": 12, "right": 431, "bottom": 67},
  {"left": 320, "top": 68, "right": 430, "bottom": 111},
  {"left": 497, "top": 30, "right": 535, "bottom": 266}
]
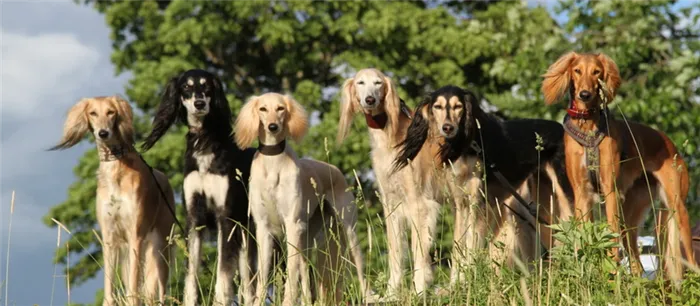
[
  {"left": 0, "top": 28, "right": 104, "bottom": 183},
  {"left": 1, "top": 28, "right": 100, "bottom": 118}
]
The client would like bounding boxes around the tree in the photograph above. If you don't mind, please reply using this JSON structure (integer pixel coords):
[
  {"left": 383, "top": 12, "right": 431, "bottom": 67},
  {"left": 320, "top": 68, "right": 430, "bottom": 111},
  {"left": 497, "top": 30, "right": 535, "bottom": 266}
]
[{"left": 45, "top": 0, "right": 699, "bottom": 303}]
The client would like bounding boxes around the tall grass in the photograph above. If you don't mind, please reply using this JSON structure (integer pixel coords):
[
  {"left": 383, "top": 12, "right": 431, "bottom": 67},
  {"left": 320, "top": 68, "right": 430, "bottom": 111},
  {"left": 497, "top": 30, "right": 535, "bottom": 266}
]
[{"left": 12, "top": 112, "right": 700, "bottom": 305}]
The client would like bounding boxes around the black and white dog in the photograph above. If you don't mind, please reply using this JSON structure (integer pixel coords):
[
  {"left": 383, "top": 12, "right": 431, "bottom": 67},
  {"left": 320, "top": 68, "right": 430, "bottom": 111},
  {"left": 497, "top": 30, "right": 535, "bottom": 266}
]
[{"left": 141, "top": 69, "right": 257, "bottom": 306}]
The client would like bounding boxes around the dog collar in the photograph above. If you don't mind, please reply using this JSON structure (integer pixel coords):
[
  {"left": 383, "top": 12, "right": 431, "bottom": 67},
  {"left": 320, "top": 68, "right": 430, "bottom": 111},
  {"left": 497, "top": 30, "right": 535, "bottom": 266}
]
[
  {"left": 364, "top": 112, "right": 388, "bottom": 129},
  {"left": 258, "top": 140, "right": 286, "bottom": 156},
  {"left": 567, "top": 98, "right": 601, "bottom": 120},
  {"left": 99, "top": 145, "right": 128, "bottom": 162}
]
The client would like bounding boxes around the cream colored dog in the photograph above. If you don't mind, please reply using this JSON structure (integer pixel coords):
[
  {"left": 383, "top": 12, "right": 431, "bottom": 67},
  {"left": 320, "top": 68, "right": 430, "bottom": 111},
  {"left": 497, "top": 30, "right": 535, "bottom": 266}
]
[{"left": 234, "top": 93, "right": 374, "bottom": 305}]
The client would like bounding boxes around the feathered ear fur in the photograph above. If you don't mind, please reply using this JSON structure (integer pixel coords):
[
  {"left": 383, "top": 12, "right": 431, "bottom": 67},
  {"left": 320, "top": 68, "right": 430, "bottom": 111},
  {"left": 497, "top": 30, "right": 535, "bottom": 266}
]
[
  {"left": 337, "top": 77, "right": 359, "bottom": 145},
  {"left": 542, "top": 51, "right": 579, "bottom": 105},
  {"left": 383, "top": 74, "right": 402, "bottom": 145},
  {"left": 392, "top": 97, "right": 431, "bottom": 173},
  {"left": 461, "top": 91, "right": 478, "bottom": 137},
  {"left": 49, "top": 98, "right": 91, "bottom": 150},
  {"left": 141, "top": 76, "right": 182, "bottom": 151},
  {"left": 210, "top": 75, "right": 232, "bottom": 125},
  {"left": 234, "top": 95, "right": 261, "bottom": 149},
  {"left": 597, "top": 53, "right": 621, "bottom": 103},
  {"left": 284, "top": 95, "right": 309, "bottom": 143},
  {"left": 112, "top": 95, "right": 135, "bottom": 145}
]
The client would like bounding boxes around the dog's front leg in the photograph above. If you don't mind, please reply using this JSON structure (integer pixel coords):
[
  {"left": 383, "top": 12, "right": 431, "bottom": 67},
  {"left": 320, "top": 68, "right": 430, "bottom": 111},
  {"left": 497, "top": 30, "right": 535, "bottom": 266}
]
[
  {"left": 252, "top": 223, "right": 274, "bottom": 306},
  {"left": 383, "top": 198, "right": 405, "bottom": 297},
  {"left": 450, "top": 194, "right": 468, "bottom": 285},
  {"left": 600, "top": 137, "right": 623, "bottom": 264},
  {"left": 127, "top": 235, "right": 144, "bottom": 306},
  {"left": 410, "top": 199, "right": 439, "bottom": 295},
  {"left": 183, "top": 192, "right": 205, "bottom": 306},
  {"left": 214, "top": 216, "right": 236, "bottom": 306},
  {"left": 102, "top": 238, "right": 117, "bottom": 306},
  {"left": 565, "top": 137, "right": 594, "bottom": 222},
  {"left": 237, "top": 229, "right": 255, "bottom": 305},
  {"left": 282, "top": 217, "right": 310, "bottom": 306}
]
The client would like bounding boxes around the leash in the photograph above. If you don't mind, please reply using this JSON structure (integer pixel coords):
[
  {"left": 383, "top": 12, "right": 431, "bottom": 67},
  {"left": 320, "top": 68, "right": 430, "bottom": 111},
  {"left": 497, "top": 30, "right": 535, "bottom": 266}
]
[{"left": 137, "top": 153, "right": 187, "bottom": 235}]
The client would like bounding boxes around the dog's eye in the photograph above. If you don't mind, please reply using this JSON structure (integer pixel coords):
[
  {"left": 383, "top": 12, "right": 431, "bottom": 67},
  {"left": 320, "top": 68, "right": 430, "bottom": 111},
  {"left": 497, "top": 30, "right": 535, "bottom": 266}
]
[
  {"left": 433, "top": 105, "right": 443, "bottom": 110},
  {"left": 89, "top": 111, "right": 97, "bottom": 117},
  {"left": 357, "top": 81, "right": 365, "bottom": 85},
  {"left": 107, "top": 110, "right": 115, "bottom": 116},
  {"left": 593, "top": 70, "right": 600, "bottom": 75},
  {"left": 574, "top": 68, "right": 581, "bottom": 74},
  {"left": 453, "top": 104, "right": 463, "bottom": 110},
  {"left": 276, "top": 106, "right": 285, "bottom": 112},
  {"left": 259, "top": 107, "right": 267, "bottom": 112},
  {"left": 373, "top": 81, "right": 382, "bottom": 85}
]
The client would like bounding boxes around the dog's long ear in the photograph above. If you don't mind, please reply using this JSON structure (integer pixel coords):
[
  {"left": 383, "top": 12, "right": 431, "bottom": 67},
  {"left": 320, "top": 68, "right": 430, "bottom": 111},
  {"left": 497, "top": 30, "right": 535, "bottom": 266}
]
[
  {"left": 597, "top": 53, "right": 621, "bottom": 103},
  {"left": 113, "top": 95, "right": 135, "bottom": 145},
  {"left": 542, "top": 51, "right": 578, "bottom": 105},
  {"left": 234, "top": 95, "right": 261, "bottom": 149},
  {"left": 383, "top": 74, "right": 402, "bottom": 145},
  {"left": 284, "top": 95, "right": 309, "bottom": 143},
  {"left": 461, "top": 91, "right": 478, "bottom": 136},
  {"left": 49, "top": 98, "right": 91, "bottom": 151},
  {"left": 391, "top": 96, "right": 431, "bottom": 173},
  {"left": 141, "top": 76, "right": 181, "bottom": 151},
  {"left": 337, "top": 77, "right": 359, "bottom": 145},
  {"left": 211, "top": 75, "right": 232, "bottom": 125}
]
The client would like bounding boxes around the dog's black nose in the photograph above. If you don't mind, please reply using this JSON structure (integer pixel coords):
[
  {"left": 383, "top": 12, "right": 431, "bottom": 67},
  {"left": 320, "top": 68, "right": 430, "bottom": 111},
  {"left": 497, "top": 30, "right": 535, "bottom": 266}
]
[
  {"left": 442, "top": 124, "right": 455, "bottom": 134},
  {"left": 365, "top": 96, "right": 376, "bottom": 105},
  {"left": 194, "top": 100, "right": 206, "bottom": 110},
  {"left": 98, "top": 130, "right": 109, "bottom": 139},
  {"left": 579, "top": 90, "right": 593, "bottom": 101},
  {"left": 268, "top": 123, "right": 279, "bottom": 132}
]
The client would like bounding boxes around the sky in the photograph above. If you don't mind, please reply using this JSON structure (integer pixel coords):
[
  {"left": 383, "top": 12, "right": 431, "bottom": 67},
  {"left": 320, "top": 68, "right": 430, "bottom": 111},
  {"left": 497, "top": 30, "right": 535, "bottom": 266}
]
[{"left": 0, "top": 0, "right": 697, "bottom": 305}]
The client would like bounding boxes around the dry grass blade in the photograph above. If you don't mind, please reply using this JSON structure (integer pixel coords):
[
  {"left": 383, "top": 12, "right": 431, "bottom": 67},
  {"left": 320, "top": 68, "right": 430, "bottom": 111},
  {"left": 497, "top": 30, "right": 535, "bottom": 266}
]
[{"left": 4, "top": 191, "right": 15, "bottom": 306}]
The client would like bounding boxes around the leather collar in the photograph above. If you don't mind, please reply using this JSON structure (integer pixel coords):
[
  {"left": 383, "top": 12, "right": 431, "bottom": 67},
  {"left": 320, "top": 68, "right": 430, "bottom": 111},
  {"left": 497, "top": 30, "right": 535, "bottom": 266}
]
[
  {"left": 364, "top": 112, "right": 388, "bottom": 129},
  {"left": 258, "top": 140, "right": 286, "bottom": 156},
  {"left": 99, "top": 145, "right": 129, "bottom": 162}
]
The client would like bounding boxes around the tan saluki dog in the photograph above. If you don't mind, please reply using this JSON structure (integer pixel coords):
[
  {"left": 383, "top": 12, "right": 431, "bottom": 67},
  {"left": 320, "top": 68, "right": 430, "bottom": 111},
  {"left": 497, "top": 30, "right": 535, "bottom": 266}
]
[
  {"left": 234, "top": 93, "right": 374, "bottom": 305},
  {"left": 337, "top": 68, "right": 433, "bottom": 296},
  {"left": 542, "top": 51, "right": 696, "bottom": 283},
  {"left": 50, "top": 96, "right": 175, "bottom": 305}
]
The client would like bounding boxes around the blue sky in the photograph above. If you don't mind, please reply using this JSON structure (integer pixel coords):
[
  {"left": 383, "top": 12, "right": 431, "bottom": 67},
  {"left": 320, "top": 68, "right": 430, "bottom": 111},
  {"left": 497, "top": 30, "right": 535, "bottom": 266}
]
[{"left": 0, "top": 0, "right": 697, "bottom": 305}]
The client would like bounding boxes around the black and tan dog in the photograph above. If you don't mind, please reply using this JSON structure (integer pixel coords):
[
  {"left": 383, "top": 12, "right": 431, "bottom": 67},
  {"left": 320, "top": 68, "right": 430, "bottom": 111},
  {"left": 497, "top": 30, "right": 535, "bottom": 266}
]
[{"left": 392, "top": 85, "right": 574, "bottom": 281}]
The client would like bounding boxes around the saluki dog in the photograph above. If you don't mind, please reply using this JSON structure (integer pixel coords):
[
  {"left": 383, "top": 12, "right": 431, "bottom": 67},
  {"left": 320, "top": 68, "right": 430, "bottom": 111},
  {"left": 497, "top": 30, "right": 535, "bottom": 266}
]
[
  {"left": 392, "top": 85, "right": 575, "bottom": 283},
  {"left": 337, "top": 68, "right": 430, "bottom": 296},
  {"left": 542, "top": 51, "right": 696, "bottom": 282},
  {"left": 141, "top": 69, "right": 257, "bottom": 305},
  {"left": 235, "top": 92, "right": 373, "bottom": 306},
  {"left": 50, "top": 96, "right": 175, "bottom": 306}
]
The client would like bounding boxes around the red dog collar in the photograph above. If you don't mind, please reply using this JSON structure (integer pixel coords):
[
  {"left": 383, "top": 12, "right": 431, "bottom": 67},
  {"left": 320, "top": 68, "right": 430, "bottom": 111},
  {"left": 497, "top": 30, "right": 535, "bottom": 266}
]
[
  {"left": 364, "top": 112, "right": 388, "bottom": 129},
  {"left": 567, "top": 99, "right": 597, "bottom": 120}
]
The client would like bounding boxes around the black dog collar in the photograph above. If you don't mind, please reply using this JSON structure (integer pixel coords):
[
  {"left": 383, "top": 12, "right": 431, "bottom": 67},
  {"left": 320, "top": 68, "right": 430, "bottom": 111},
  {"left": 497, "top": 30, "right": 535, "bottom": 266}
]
[{"left": 258, "top": 140, "right": 286, "bottom": 156}]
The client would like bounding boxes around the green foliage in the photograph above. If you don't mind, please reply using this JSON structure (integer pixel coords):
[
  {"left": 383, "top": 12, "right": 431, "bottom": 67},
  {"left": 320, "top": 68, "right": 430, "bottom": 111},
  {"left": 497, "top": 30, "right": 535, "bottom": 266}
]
[{"left": 45, "top": 0, "right": 700, "bottom": 304}]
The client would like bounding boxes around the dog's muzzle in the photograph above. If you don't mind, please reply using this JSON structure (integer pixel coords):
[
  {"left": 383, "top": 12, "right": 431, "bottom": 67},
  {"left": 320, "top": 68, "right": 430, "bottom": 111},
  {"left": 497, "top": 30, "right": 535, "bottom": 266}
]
[
  {"left": 440, "top": 124, "right": 457, "bottom": 138},
  {"left": 98, "top": 129, "right": 110, "bottom": 139},
  {"left": 194, "top": 100, "right": 207, "bottom": 110},
  {"left": 361, "top": 96, "right": 380, "bottom": 109}
]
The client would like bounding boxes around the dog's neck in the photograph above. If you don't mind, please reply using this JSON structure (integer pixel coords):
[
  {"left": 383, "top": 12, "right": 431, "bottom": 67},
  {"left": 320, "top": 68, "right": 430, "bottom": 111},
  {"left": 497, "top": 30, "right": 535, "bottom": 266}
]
[
  {"left": 187, "top": 114, "right": 204, "bottom": 132},
  {"left": 258, "top": 139, "right": 286, "bottom": 156},
  {"left": 364, "top": 112, "right": 388, "bottom": 129},
  {"left": 567, "top": 97, "right": 604, "bottom": 132},
  {"left": 98, "top": 143, "right": 132, "bottom": 162}
]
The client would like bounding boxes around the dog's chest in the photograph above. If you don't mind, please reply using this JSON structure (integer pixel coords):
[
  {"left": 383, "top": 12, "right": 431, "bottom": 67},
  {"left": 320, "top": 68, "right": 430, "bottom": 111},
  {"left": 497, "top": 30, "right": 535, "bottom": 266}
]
[
  {"left": 98, "top": 162, "right": 137, "bottom": 237},
  {"left": 183, "top": 151, "right": 230, "bottom": 210}
]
